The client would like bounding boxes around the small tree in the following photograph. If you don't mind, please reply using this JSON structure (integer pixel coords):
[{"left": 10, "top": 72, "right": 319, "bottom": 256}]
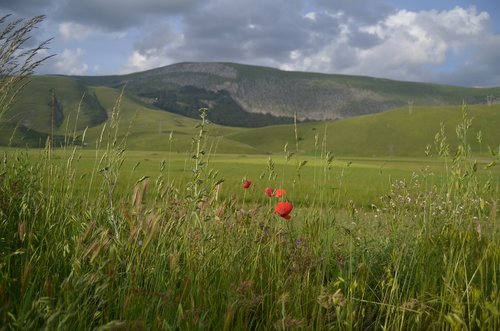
[{"left": 0, "top": 14, "right": 53, "bottom": 120}]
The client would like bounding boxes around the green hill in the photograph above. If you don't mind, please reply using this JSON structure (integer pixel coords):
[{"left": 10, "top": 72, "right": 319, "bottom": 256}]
[
  {"left": 1, "top": 62, "right": 500, "bottom": 156},
  {"left": 226, "top": 104, "right": 500, "bottom": 157},
  {"left": 82, "top": 86, "right": 259, "bottom": 155},
  {"left": 5, "top": 62, "right": 500, "bottom": 131},
  {"left": 4, "top": 76, "right": 107, "bottom": 134},
  {"left": 84, "top": 85, "right": 500, "bottom": 157},
  {"left": 2, "top": 81, "right": 500, "bottom": 157}
]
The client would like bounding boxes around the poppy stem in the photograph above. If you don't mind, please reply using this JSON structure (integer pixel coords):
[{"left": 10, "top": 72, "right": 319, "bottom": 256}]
[{"left": 243, "top": 188, "right": 247, "bottom": 210}]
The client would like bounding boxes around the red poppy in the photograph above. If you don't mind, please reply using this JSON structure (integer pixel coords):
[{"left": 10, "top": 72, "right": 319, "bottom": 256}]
[
  {"left": 274, "top": 188, "right": 286, "bottom": 198},
  {"left": 242, "top": 179, "right": 252, "bottom": 189},
  {"left": 274, "top": 201, "right": 293, "bottom": 219},
  {"left": 265, "top": 187, "right": 274, "bottom": 197}
]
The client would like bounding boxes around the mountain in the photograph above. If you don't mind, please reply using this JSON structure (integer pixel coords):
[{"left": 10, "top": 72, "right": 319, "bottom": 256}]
[
  {"left": 76, "top": 62, "right": 500, "bottom": 122},
  {"left": 2, "top": 61, "right": 500, "bottom": 152},
  {"left": 1, "top": 71, "right": 500, "bottom": 156}
]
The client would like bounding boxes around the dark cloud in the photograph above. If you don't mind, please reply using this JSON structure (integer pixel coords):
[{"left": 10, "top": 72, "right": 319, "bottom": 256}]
[
  {"left": 0, "top": 0, "right": 54, "bottom": 16},
  {"left": 54, "top": 0, "right": 203, "bottom": 31},
  {"left": 133, "top": 21, "right": 179, "bottom": 52},
  {"left": 137, "top": 0, "right": 313, "bottom": 63},
  {"left": 0, "top": 0, "right": 203, "bottom": 31}
]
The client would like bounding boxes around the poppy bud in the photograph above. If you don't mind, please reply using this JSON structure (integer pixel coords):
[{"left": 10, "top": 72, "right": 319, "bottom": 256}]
[{"left": 242, "top": 179, "right": 252, "bottom": 189}]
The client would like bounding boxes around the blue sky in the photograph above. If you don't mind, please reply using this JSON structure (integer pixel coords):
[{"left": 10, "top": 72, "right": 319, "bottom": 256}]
[{"left": 1, "top": 0, "right": 500, "bottom": 86}]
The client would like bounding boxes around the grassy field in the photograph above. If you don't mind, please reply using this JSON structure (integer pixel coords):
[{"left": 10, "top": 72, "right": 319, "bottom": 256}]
[
  {"left": 1, "top": 102, "right": 500, "bottom": 329},
  {"left": 4, "top": 146, "right": 499, "bottom": 208},
  {"left": 3, "top": 149, "right": 456, "bottom": 207}
]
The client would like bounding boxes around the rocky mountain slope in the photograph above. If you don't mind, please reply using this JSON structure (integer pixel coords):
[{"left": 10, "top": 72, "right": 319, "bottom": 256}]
[{"left": 78, "top": 62, "right": 500, "bottom": 122}]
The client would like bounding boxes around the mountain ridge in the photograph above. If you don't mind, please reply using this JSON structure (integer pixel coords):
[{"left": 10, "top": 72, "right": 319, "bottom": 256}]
[
  {"left": 3, "top": 61, "right": 500, "bottom": 144},
  {"left": 75, "top": 61, "right": 500, "bottom": 122},
  {"left": 2, "top": 71, "right": 500, "bottom": 157}
]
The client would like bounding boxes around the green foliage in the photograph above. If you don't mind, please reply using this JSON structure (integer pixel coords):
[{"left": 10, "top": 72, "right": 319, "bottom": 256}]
[{"left": 186, "top": 108, "right": 224, "bottom": 213}]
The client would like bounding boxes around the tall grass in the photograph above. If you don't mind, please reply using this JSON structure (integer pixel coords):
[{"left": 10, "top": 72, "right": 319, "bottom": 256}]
[
  {"left": 0, "top": 101, "right": 499, "bottom": 330},
  {"left": 0, "top": 14, "right": 53, "bottom": 123}
]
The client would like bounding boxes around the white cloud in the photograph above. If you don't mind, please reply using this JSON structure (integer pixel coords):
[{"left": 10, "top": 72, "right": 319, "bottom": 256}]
[
  {"left": 279, "top": 6, "right": 492, "bottom": 83},
  {"left": 53, "top": 48, "right": 89, "bottom": 75},
  {"left": 352, "top": 6, "right": 489, "bottom": 78},
  {"left": 435, "top": 6, "right": 489, "bottom": 36},
  {"left": 59, "top": 22, "right": 96, "bottom": 41},
  {"left": 120, "top": 50, "right": 169, "bottom": 73},
  {"left": 304, "top": 12, "right": 317, "bottom": 21},
  {"left": 120, "top": 22, "right": 185, "bottom": 74},
  {"left": 358, "top": 10, "right": 448, "bottom": 67}
]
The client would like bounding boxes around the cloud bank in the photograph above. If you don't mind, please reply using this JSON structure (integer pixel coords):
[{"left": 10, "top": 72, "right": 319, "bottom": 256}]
[{"left": 0, "top": 0, "right": 499, "bottom": 86}]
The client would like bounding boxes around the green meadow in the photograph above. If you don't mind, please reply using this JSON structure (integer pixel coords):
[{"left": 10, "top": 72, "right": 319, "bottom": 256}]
[
  {"left": 5, "top": 147, "right": 498, "bottom": 208},
  {"left": 1, "top": 75, "right": 500, "bottom": 331},
  {"left": 2, "top": 97, "right": 500, "bottom": 329}
]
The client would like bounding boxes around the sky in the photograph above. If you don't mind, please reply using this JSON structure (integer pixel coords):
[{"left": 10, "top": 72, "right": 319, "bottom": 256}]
[{"left": 1, "top": 0, "right": 500, "bottom": 87}]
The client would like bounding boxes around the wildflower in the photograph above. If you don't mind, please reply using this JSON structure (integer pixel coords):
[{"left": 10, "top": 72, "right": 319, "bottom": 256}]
[
  {"left": 274, "top": 201, "right": 293, "bottom": 219},
  {"left": 242, "top": 179, "right": 252, "bottom": 189},
  {"left": 274, "top": 188, "right": 286, "bottom": 198},
  {"left": 265, "top": 187, "right": 274, "bottom": 197}
]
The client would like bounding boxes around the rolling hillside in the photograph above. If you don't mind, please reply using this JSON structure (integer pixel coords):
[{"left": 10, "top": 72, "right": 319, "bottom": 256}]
[
  {"left": 3, "top": 82, "right": 500, "bottom": 157},
  {"left": 226, "top": 103, "right": 500, "bottom": 157},
  {"left": 1, "top": 62, "right": 500, "bottom": 156}
]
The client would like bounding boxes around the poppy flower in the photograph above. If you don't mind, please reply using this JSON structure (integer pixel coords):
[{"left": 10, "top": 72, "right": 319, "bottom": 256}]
[
  {"left": 265, "top": 187, "right": 274, "bottom": 197},
  {"left": 242, "top": 179, "right": 252, "bottom": 189},
  {"left": 274, "top": 201, "right": 293, "bottom": 220},
  {"left": 274, "top": 188, "right": 286, "bottom": 198}
]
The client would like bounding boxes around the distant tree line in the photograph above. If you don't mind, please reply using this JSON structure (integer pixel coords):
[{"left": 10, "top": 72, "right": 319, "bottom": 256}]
[{"left": 139, "top": 85, "right": 296, "bottom": 127}]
